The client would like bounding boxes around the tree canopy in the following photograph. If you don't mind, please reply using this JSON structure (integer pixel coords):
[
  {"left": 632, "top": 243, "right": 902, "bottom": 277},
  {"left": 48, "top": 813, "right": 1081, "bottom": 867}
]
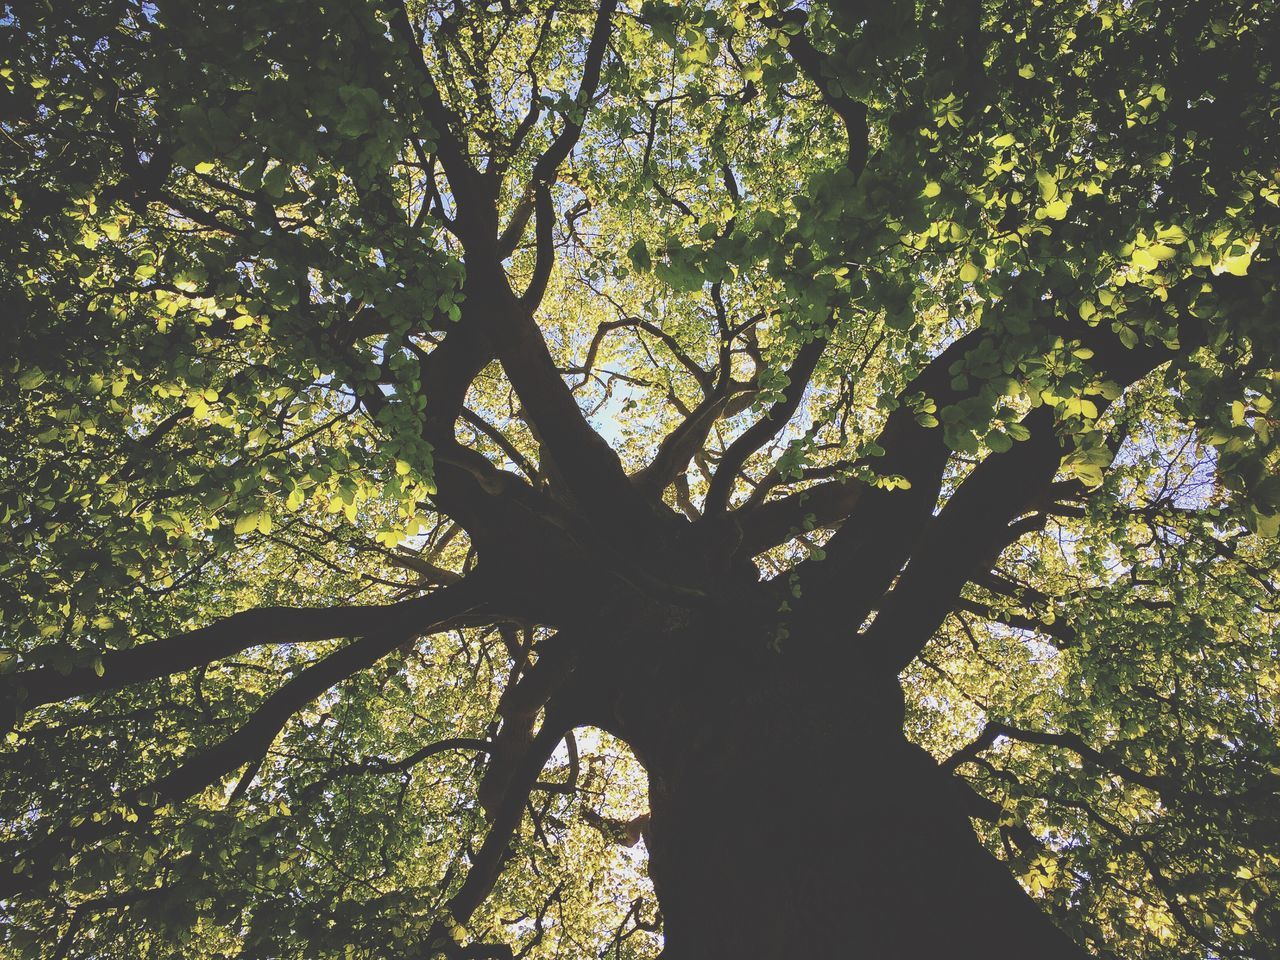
[{"left": 1, "top": 0, "right": 1279, "bottom": 957}]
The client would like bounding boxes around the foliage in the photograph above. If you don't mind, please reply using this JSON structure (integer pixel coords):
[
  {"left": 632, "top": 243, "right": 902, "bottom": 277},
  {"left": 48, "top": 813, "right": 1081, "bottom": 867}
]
[{"left": 1, "top": 0, "right": 1278, "bottom": 956}]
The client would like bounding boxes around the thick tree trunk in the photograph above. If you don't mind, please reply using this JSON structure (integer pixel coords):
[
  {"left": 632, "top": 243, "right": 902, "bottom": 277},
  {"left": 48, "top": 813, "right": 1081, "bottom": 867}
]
[{"left": 611, "top": 631, "right": 1089, "bottom": 960}]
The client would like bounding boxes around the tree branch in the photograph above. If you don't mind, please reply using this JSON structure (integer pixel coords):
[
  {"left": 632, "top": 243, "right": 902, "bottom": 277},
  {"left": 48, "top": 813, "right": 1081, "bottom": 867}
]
[
  {"left": 1, "top": 578, "right": 490, "bottom": 900},
  {"left": 388, "top": 2, "right": 481, "bottom": 201},
  {"left": 528, "top": 0, "right": 618, "bottom": 186},
  {"left": 438, "top": 720, "right": 568, "bottom": 938},
  {"left": 775, "top": 14, "right": 870, "bottom": 177},
  {"left": 953, "top": 597, "right": 1077, "bottom": 649},
  {"left": 861, "top": 305, "right": 1201, "bottom": 671},
  {"left": 861, "top": 407, "right": 1066, "bottom": 671},
  {"left": 703, "top": 334, "right": 828, "bottom": 514},
  {"left": 791, "top": 330, "right": 986, "bottom": 629},
  {"left": 732, "top": 475, "right": 864, "bottom": 558},
  {"left": 6, "top": 584, "right": 492, "bottom": 721},
  {"left": 519, "top": 181, "right": 555, "bottom": 309}
]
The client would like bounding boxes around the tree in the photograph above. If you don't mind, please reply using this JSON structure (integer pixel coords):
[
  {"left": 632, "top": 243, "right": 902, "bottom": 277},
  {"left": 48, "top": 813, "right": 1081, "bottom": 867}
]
[{"left": 2, "top": 0, "right": 1278, "bottom": 955}]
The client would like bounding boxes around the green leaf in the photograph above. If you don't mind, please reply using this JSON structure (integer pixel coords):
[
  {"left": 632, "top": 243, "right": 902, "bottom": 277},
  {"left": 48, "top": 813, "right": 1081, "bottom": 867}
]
[
  {"left": 627, "top": 239, "right": 651, "bottom": 272},
  {"left": 1035, "top": 170, "right": 1058, "bottom": 201},
  {"left": 985, "top": 431, "right": 1013, "bottom": 452}
]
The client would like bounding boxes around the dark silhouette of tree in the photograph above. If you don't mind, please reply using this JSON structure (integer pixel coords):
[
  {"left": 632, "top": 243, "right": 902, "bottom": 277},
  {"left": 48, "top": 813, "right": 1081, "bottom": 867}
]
[{"left": 2, "top": 1, "right": 1278, "bottom": 957}]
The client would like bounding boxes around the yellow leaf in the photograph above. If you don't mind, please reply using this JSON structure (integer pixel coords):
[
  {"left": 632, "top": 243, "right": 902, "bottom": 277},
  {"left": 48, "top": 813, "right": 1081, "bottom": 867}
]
[
  {"left": 1213, "top": 249, "right": 1252, "bottom": 276},
  {"left": 1130, "top": 248, "right": 1158, "bottom": 271},
  {"left": 1040, "top": 198, "right": 1069, "bottom": 220}
]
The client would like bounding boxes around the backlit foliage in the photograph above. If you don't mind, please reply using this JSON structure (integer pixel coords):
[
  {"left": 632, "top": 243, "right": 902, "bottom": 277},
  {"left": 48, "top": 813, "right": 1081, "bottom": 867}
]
[{"left": 2, "top": 0, "right": 1278, "bottom": 957}]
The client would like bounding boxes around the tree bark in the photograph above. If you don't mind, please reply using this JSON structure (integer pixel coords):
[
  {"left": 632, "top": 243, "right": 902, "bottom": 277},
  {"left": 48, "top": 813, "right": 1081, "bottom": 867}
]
[{"left": 608, "top": 628, "right": 1089, "bottom": 960}]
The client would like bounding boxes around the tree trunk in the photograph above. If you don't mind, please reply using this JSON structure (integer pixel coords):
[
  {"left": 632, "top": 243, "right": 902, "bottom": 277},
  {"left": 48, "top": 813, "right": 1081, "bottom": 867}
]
[{"left": 612, "top": 632, "right": 1089, "bottom": 960}]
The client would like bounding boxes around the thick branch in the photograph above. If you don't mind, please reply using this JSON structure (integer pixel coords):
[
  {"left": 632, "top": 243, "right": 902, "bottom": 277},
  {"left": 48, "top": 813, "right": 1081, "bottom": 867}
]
[
  {"left": 442, "top": 720, "right": 568, "bottom": 934},
  {"left": 862, "top": 306, "right": 1202, "bottom": 670},
  {"left": 519, "top": 181, "right": 554, "bottom": 309},
  {"left": 733, "top": 475, "right": 864, "bottom": 558},
  {"left": 528, "top": 0, "right": 618, "bottom": 185},
  {"left": 479, "top": 633, "right": 580, "bottom": 816},
  {"left": 777, "top": 16, "right": 871, "bottom": 177},
  {"left": 147, "top": 599, "right": 479, "bottom": 805},
  {"left": 637, "top": 385, "right": 746, "bottom": 498},
  {"left": 862, "top": 407, "right": 1066, "bottom": 672},
  {"left": 485, "top": 273, "right": 670, "bottom": 542},
  {"left": 6, "top": 587, "right": 490, "bottom": 720},
  {"left": 703, "top": 334, "right": 828, "bottom": 514},
  {"left": 793, "top": 330, "right": 987, "bottom": 629}
]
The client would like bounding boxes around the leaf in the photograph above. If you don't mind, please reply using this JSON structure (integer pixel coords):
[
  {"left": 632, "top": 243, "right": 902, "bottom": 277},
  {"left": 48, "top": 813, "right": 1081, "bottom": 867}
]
[
  {"left": 986, "top": 430, "right": 1013, "bottom": 452},
  {"left": 18, "top": 368, "right": 46, "bottom": 390},
  {"left": 627, "top": 239, "right": 651, "bottom": 272},
  {"left": 1035, "top": 170, "right": 1058, "bottom": 201},
  {"left": 1213, "top": 248, "right": 1253, "bottom": 276},
  {"left": 262, "top": 164, "right": 291, "bottom": 198},
  {"left": 1068, "top": 462, "right": 1105, "bottom": 487},
  {"left": 1040, "top": 198, "right": 1069, "bottom": 220},
  {"left": 1130, "top": 248, "right": 1158, "bottom": 271},
  {"left": 1062, "top": 397, "right": 1099, "bottom": 419},
  {"left": 1253, "top": 511, "right": 1280, "bottom": 539}
]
